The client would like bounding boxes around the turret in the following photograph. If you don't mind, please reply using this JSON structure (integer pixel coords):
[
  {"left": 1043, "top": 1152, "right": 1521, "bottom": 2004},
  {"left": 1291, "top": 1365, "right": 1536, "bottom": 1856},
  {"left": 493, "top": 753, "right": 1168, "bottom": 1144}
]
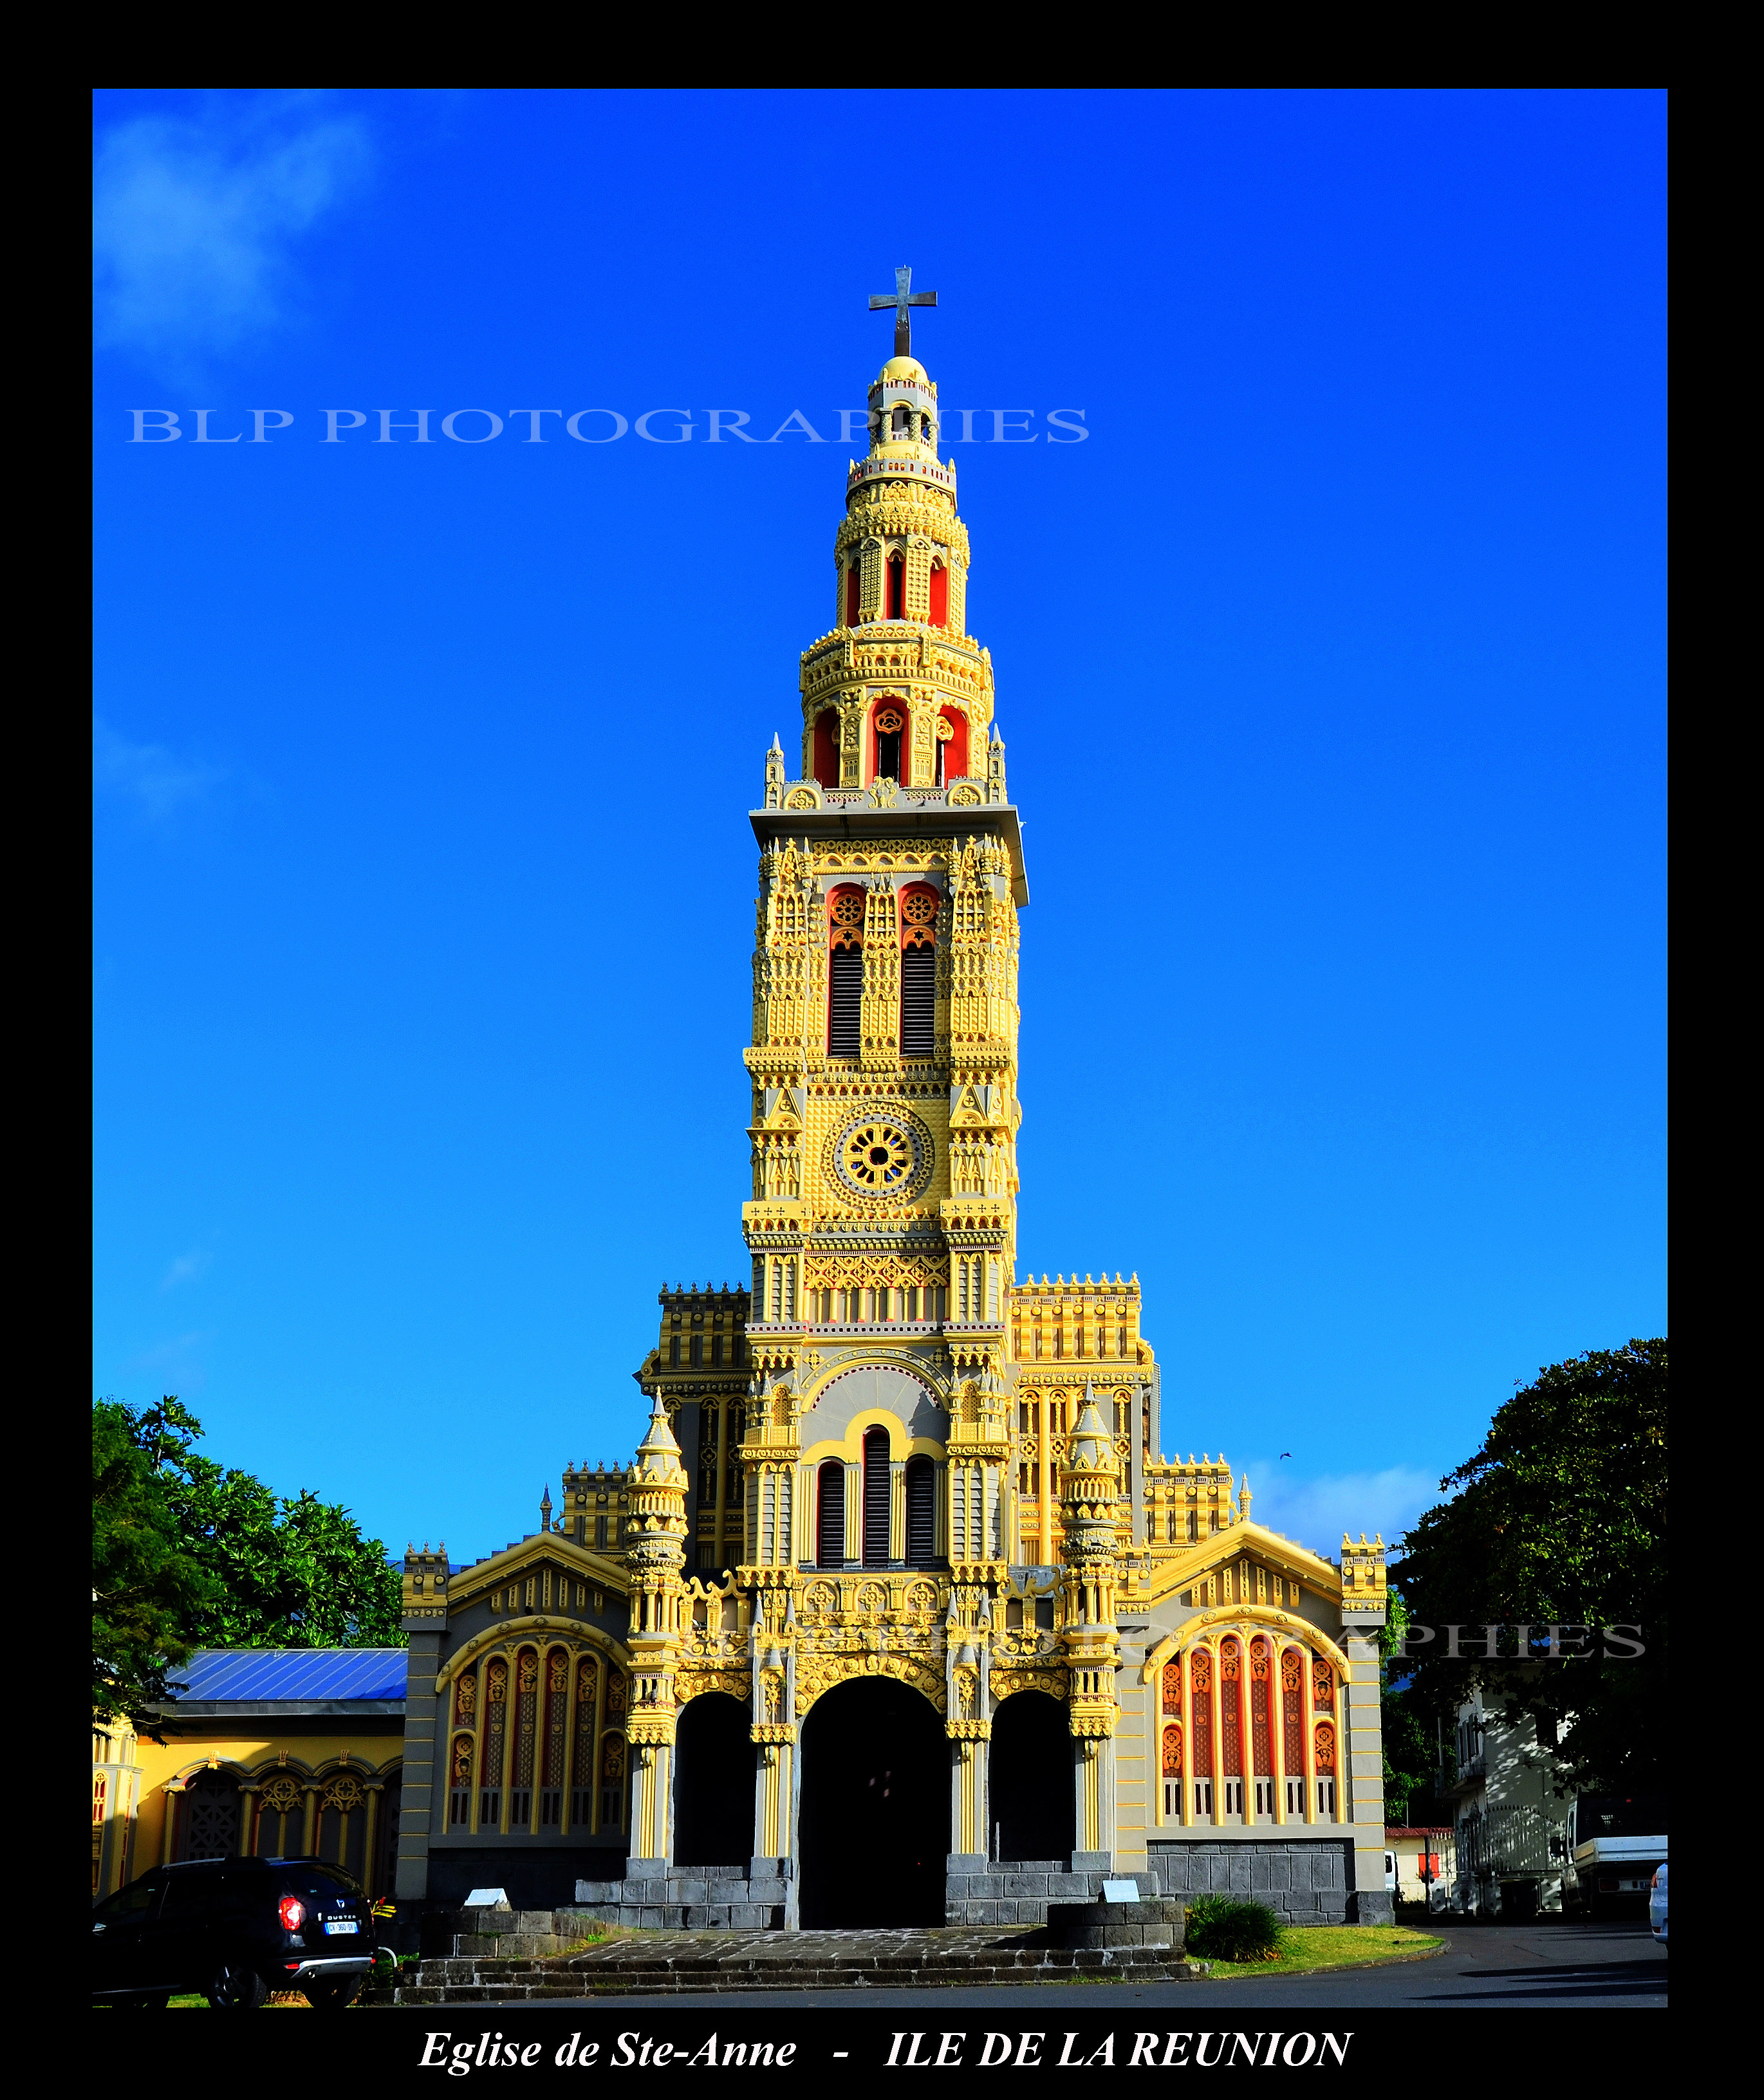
[
  {"left": 1059, "top": 1386, "right": 1124, "bottom": 1852},
  {"left": 622, "top": 1395, "right": 688, "bottom": 1863}
]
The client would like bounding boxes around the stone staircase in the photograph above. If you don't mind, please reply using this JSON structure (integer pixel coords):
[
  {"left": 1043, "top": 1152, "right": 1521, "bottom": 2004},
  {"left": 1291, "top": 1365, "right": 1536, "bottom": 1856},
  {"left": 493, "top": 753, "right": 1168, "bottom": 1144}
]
[{"left": 398, "top": 1915, "right": 1204, "bottom": 2003}]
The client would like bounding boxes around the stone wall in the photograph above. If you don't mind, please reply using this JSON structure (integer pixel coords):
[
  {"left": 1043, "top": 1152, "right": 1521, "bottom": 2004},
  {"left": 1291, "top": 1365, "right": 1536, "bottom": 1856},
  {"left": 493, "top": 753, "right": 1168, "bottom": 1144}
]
[
  {"left": 944, "top": 1850, "right": 1153, "bottom": 1927},
  {"left": 572, "top": 1857, "right": 792, "bottom": 1930},
  {"left": 1146, "top": 1839, "right": 1359, "bottom": 1924}
]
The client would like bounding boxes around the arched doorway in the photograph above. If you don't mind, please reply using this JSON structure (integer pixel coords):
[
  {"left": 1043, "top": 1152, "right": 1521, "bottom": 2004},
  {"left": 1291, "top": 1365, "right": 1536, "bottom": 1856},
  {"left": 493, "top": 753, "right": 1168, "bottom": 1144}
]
[
  {"left": 673, "top": 1693, "right": 753, "bottom": 1867},
  {"left": 176, "top": 1767, "right": 242, "bottom": 1861},
  {"left": 990, "top": 1691, "right": 1073, "bottom": 1865},
  {"left": 799, "top": 1675, "right": 948, "bottom": 1927}
]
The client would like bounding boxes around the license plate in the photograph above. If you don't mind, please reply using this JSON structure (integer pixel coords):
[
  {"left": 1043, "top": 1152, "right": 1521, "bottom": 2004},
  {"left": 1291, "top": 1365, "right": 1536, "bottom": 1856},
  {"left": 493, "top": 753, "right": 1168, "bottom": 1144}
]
[{"left": 323, "top": 1920, "right": 360, "bottom": 1935}]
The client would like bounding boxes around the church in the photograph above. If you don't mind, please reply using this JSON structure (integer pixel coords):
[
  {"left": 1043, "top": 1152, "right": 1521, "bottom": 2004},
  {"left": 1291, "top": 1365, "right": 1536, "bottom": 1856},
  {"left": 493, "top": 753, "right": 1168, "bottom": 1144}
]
[{"left": 387, "top": 281, "right": 1393, "bottom": 1932}]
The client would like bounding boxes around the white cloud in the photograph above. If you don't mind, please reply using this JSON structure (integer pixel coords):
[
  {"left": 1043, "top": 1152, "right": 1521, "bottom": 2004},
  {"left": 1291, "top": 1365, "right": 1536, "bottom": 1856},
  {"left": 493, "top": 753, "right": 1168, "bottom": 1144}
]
[
  {"left": 1234, "top": 1457, "right": 1440, "bottom": 1563},
  {"left": 93, "top": 717, "right": 223, "bottom": 826},
  {"left": 93, "top": 95, "right": 369, "bottom": 369},
  {"left": 160, "top": 1249, "right": 211, "bottom": 1292}
]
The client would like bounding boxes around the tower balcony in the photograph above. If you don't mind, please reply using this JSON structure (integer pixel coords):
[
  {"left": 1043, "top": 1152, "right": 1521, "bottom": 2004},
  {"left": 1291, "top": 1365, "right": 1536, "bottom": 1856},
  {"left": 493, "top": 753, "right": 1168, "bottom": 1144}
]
[{"left": 750, "top": 791, "right": 1028, "bottom": 907}]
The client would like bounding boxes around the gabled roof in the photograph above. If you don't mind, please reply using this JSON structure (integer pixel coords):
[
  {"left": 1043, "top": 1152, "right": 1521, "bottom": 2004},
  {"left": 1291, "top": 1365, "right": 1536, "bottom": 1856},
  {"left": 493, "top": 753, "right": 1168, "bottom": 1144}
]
[{"left": 152, "top": 1647, "right": 408, "bottom": 1715}]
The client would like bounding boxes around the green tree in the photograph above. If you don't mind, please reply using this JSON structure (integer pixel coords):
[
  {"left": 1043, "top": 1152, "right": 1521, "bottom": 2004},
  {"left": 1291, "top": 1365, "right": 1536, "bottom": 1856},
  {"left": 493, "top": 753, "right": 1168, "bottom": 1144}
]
[
  {"left": 93, "top": 1397, "right": 214, "bottom": 1731},
  {"left": 167, "top": 1456, "right": 405, "bottom": 1648},
  {"left": 92, "top": 1397, "right": 405, "bottom": 1729},
  {"left": 1388, "top": 1339, "right": 1666, "bottom": 1791}
]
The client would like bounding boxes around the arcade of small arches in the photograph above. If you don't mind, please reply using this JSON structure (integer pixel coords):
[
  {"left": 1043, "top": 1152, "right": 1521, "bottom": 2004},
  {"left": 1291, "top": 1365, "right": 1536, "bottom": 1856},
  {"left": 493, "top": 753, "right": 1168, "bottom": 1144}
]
[
  {"left": 1151, "top": 1628, "right": 1346, "bottom": 1832},
  {"left": 826, "top": 878, "right": 941, "bottom": 1060},
  {"left": 160, "top": 1754, "right": 402, "bottom": 1897},
  {"left": 440, "top": 1641, "right": 631, "bottom": 1842},
  {"left": 810, "top": 696, "right": 970, "bottom": 791}
]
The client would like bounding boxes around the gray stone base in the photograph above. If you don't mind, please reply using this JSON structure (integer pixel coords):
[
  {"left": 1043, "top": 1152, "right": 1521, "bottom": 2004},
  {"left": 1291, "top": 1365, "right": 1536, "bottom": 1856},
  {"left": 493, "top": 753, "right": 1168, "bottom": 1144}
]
[
  {"left": 944, "top": 1857, "right": 1158, "bottom": 1928},
  {"left": 1047, "top": 1899, "right": 1185, "bottom": 1949},
  {"left": 1146, "top": 1839, "right": 1353, "bottom": 1925},
  {"left": 571, "top": 1857, "right": 793, "bottom": 1931},
  {"left": 1350, "top": 1890, "right": 1395, "bottom": 1925}
]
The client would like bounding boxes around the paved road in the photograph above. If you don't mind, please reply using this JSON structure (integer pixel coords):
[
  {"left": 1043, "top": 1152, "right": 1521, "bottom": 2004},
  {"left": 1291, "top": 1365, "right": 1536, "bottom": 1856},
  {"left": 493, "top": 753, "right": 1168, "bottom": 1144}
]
[{"left": 448, "top": 1919, "right": 1664, "bottom": 2011}]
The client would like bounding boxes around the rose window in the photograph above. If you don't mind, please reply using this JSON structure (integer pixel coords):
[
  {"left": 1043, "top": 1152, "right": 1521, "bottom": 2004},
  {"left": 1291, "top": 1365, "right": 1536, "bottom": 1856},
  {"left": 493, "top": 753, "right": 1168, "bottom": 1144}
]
[{"left": 840, "top": 1121, "right": 914, "bottom": 1192}]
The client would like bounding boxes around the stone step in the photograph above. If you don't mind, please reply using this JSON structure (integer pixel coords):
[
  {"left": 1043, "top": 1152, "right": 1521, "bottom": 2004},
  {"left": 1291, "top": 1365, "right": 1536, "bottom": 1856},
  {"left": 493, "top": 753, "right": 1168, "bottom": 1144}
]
[{"left": 402, "top": 1942, "right": 1202, "bottom": 2003}]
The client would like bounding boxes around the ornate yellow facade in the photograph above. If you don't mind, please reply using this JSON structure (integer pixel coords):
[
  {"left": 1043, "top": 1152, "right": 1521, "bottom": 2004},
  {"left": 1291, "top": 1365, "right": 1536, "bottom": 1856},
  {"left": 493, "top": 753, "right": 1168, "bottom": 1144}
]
[{"left": 389, "top": 296, "right": 1392, "bottom": 1931}]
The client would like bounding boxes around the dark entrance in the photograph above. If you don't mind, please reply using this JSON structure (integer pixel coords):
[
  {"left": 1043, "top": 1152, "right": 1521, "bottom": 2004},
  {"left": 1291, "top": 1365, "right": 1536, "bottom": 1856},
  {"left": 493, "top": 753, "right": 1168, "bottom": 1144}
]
[
  {"left": 990, "top": 1691, "right": 1073, "bottom": 1864},
  {"left": 673, "top": 1693, "right": 752, "bottom": 1866},
  {"left": 799, "top": 1676, "right": 949, "bottom": 1927}
]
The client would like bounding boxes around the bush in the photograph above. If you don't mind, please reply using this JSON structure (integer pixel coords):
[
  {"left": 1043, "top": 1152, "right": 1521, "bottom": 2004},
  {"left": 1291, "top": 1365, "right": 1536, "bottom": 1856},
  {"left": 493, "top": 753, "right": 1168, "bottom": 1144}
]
[{"left": 1183, "top": 1895, "right": 1285, "bottom": 1963}]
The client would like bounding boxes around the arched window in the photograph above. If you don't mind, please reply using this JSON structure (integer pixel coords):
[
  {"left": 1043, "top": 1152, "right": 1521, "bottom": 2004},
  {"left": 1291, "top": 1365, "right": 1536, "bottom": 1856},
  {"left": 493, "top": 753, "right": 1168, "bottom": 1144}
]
[
  {"left": 449, "top": 1733, "right": 474, "bottom": 1827},
  {"left": 541, "top": 1650, "right": 568, "bottom": 1826},
  {"left": 1312, "top": 1658, "right": 1335, "bottom": 1710},
  {"left": 886, "top": 553, "right": 904, "bottom": 619},
  {"left": 1220, "top": 1637, "right": 1242, "bottom": 1780},
  {"left": 934, "top": 707, "right": 969, "bottom": 786},
  {"left": 257, "top": 1768, "right": 308, "bottom": 1850},
  {"left": 817, "top": 1459, "right": 846, "bottom": 1567},
  {"left": 928, "top": 562, "right": 949, "bottom": 629},
  {"left": 317, "top": 1770, "right": 369, "bottom": 1881},
  {"left": 1189, "top": 1648, "right": 1213, "bottom": 1818},
  {"left": 904, "top": 1455, "right": 935, "bottom": 1565},
  {"left": 900, "top": 886, "right": 937, "bottom": 1057},
  {"left": 862, "top": 1426, "right": 892, "bottom": 1565},
  {"left": 873, "top": 703, "right": 904, "bottom": 782},
  {"left": 178, "top": 1766, "right": 243, "bottom": 1861},
  {"left": 812, "top": 708, "right": 839, "bottom": 788},
  {"left": 1161, "top": 1660, "right": 1182, "bottom": 1715},
  {"left": 510, "top": 1648, "right": 539, "bottom": 1830},
  {"left": 844, "top": 561, "right": 860, "bottom": 627},
  {"left": 1250, "top": 1637, "right": 1273, "bottom": 1776},
  {"left": 571, "top": 1657, "right": 598, "bottom": 1829},
  {"left": 826, "top": 889, "right": 864, "bottom": 1058},
  {"left": 482, "top": 1659, "right": 507, "bottom": 1829}
]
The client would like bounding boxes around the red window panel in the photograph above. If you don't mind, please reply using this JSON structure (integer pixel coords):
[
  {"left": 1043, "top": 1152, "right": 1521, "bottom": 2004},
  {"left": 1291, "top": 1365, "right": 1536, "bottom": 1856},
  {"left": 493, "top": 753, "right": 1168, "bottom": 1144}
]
[
  {"left": 812, "top": 708, "right": 839, "bottom": 788},
  {"left": 1161, "top": 1660, "right": 1182, "bottom": 1717},
  {"left": 1190, "top": 1650, "right": 1212, "bottom": 1773},
  {"left": 1162, "top": 1723, "right": 1183, "bottom": 1777},
  {"left": 928, "top": 564, "right": 949, "bottom": 627},
  {"left": 845, "top": 564, "right": 860, "bottom": 626},
  {"left": 886, "top": 557, "right": 904, "bottom": 620},
  {"left": 1250, "top": 1637, "right": 1272, "bottom": 1775},
  {"left": 1220, "top": 1637, "right": 1243, "bottom": 1775},
  {"left": 1314, "top": 1722, "right": 1336, "bottom": 1773}
]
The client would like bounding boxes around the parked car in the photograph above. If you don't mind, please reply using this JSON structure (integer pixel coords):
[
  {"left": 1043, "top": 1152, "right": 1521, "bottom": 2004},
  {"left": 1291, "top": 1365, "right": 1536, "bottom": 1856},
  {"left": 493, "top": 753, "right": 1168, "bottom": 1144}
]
[
  {"left": 92, "top": 1856, "right": 374, "bottom": 2009},
  {"left": 1648, "top": 1862, "right": 1667, "bottom": 1951}
]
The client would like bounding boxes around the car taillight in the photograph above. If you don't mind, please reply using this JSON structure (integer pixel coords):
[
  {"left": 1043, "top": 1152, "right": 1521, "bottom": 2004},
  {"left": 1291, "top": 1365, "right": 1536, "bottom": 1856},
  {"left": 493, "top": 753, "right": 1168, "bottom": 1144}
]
[{"left": 279, "top": 1896, "right": 306, "bottom": 1931}]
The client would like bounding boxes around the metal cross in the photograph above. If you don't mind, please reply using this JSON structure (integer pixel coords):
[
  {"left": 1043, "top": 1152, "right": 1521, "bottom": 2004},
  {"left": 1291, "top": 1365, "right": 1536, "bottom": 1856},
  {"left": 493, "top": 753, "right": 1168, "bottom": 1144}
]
[{"left": 869, "top": 264, "right": 938, "bottom": 358}]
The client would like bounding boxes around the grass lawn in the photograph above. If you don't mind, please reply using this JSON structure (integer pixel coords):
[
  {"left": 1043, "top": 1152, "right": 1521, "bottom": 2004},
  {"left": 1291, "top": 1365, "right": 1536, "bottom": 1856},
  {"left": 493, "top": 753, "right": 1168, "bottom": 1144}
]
[{"left": 1201, "top": 1925, "right": 1443, "bottom": 1979}]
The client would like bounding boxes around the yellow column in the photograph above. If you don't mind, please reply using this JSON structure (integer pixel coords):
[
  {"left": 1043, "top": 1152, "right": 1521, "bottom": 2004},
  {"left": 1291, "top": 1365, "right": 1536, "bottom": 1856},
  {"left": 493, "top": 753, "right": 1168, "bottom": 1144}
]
[
  {"left": 1038, "top": 1423, "right": 1053, "bottom": 1567},
  {"left": 301, "top": 1785, "right": 319, "bottom": 1857},
  {"left": 160, "top": 1782, "right": 181, "bottom": 1866}
]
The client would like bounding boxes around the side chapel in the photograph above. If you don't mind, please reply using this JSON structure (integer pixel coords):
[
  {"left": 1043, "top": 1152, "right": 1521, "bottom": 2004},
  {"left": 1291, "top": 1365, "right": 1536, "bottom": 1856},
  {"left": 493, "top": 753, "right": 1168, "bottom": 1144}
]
[{"left": 393, "top": 280, "right": 1393, "bottom": 1930}]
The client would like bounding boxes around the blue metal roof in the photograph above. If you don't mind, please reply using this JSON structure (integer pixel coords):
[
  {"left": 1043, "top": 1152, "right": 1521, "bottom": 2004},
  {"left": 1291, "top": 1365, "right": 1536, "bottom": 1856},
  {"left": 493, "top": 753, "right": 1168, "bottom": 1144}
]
[{"left": 171, "top": 1649, "right": 409, "bottom": 1704}]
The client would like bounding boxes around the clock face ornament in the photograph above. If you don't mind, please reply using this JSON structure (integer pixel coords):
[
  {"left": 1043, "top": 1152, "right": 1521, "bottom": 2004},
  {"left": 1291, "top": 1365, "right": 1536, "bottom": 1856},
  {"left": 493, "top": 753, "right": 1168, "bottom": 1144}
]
[{"left": 828, "top": 1103, "right": 933, "bottom": 1203}]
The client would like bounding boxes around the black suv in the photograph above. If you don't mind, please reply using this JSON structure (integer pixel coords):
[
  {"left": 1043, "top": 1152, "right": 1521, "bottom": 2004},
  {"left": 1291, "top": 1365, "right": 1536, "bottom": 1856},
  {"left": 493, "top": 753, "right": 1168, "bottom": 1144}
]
[{"left": 92, "top": 1856, "right": 376, "bottom": 2009}]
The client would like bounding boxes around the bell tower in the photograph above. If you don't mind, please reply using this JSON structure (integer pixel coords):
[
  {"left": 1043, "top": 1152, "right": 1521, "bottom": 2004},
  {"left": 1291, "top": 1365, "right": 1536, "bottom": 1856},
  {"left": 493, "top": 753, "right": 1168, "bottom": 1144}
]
[{"left": 743, "top": 304, "right": 1026, "bottom": 1497}]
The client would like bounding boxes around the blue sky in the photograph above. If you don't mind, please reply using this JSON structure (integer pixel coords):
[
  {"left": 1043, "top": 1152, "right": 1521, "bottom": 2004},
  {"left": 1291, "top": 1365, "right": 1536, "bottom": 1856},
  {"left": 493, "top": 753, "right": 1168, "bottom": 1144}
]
[{"left": 92, "top": 89, "right": 1666, "bottom": 1567}]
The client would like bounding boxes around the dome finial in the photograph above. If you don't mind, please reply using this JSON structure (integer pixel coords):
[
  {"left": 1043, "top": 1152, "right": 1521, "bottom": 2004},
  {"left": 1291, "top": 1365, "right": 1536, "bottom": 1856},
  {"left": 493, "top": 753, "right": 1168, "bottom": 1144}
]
[{"left": 868, "top": 264, "right": 938, "bottom": 360}]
